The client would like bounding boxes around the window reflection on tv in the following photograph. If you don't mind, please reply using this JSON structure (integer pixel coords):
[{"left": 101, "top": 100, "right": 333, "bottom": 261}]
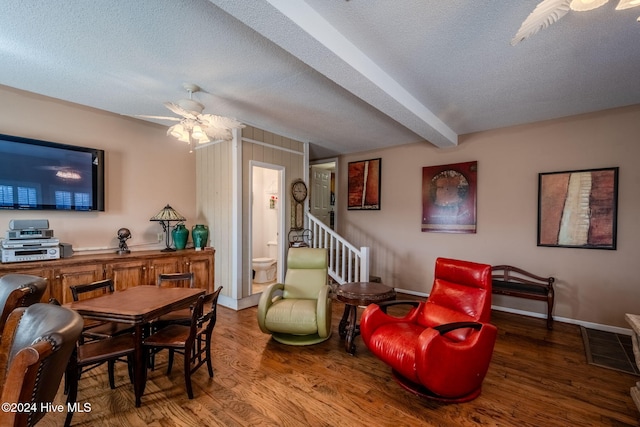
[{"left": 0, "top": 134, "right": 105, "bottom": 211}]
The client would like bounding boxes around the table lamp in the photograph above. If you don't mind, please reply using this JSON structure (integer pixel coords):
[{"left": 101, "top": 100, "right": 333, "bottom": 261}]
[{"left": 150, "top": 204, "right": 186, "bottom": 252}]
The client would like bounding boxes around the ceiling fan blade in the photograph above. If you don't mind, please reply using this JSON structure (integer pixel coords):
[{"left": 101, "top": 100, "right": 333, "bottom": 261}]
[
  {"left": 203, "top": 126, "right": 232, "bottom": 141},
  {"left": 164, "top": 102, "right": 198, "bottom": 120},
  {"left": 134, "top": 114, "right": 181, "bottom": 121},
  {"left": 199, "top": 114, "right": 245, "bottom": 129},
  {"left": 511, "top": 0, "right": 571, "bottom": 46}
]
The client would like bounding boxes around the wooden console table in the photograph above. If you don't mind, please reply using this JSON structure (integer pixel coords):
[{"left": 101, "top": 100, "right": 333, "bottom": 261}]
[{"left": 0, "top": 248, "right": 215, "bottom": 304}]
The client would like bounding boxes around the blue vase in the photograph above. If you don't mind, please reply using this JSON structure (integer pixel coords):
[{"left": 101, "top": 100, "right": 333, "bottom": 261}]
[
  {"left": 192, "top": 224, "right": 209, "bottom": 251},
  {"left": 171, "top": 223, "right": 189, "bottom": 250}
]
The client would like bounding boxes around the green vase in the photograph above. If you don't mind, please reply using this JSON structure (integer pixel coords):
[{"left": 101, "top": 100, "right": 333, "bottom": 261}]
[
  {"left": 171, "top": 223, "right": 189, "bottom": 250},
  {"left": 192, "top": 224, "right": 209, "bottom": 251}
]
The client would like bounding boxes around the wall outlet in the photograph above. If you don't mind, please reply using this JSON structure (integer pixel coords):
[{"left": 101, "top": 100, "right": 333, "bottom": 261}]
[{"left": 157, "top": 232, "right": 164, "bottom": 243}]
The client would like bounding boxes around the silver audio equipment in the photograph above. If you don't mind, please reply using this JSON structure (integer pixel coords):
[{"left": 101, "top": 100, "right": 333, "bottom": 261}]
[
  {"left": 8, "top": 219, "right": 49, "bottom": 230},
  {"left": 1, "top": 246, "right": 60, "bottom": 263},
  {"left": 6, "top": 229, "right": 55, "bottom": 240},
  {"left": 1, "top": 238, "right": 60, "bottom": 249}
]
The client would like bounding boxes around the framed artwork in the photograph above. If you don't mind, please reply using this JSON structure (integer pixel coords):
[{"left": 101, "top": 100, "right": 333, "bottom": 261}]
[
  {"left": 348, "top": 158, "right": 381, "bottom": 210},
  {"left": 538, "top": 167, "right": 618, "bottom": 250},
  {"left": 421, "top": 161, "right": 477, "bottom": 233}
]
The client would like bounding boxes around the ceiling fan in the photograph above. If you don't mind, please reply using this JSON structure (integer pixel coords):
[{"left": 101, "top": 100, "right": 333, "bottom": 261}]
[
  {"left": 136, "top": 83, "right": 245, "bottom": 148},
  {"left": 512, "top": 0, "right": 640, "bottom": 46}
]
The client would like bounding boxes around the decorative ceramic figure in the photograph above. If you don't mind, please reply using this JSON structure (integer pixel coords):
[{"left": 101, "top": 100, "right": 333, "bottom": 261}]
[{"left": 117, "top": 228, "right": 131, "bottom": 255}]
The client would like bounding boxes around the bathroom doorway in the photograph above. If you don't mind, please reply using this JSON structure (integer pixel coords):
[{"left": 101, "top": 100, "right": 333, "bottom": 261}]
[{"left": 250, "top": 162, "right": 285, "bottom": 295}]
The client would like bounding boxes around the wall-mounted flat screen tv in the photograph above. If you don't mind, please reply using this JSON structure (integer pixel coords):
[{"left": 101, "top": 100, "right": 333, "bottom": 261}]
[{"left": 0, "top": 133, "right": 105, "bottom": 211}]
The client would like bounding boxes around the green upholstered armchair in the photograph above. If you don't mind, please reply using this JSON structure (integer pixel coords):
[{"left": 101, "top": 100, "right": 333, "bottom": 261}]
[{"left": 257, "top": 248, "right": 331, "bottom": 345}]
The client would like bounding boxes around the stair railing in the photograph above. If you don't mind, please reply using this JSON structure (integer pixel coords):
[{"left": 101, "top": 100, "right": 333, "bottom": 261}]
[{"left": 306, "top": 213, "right": 369, "bottom": 285}]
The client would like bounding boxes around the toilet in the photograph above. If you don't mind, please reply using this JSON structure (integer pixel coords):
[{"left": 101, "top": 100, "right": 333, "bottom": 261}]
[{"left": 252, "top": 241, "right": 277, "bottom": 284}]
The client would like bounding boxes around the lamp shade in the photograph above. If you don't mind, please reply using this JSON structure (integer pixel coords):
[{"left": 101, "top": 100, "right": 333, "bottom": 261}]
[
  {"left": 150, "top": 204, "right": 186, "bottom": 222},
  {"left": 168, "top": 123, "right": 186, "bottom": 138},
  {"left": 191, "top": 125, "right": 205, "bottom": 139}
]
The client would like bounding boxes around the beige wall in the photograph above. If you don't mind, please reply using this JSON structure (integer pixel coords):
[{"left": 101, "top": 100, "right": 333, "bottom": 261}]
[
  {"left": 0, "top": 85, "right": 196, "bottom": 253},
  {"left": 338, "top": 105, "right": 640, "bottom": 328}
]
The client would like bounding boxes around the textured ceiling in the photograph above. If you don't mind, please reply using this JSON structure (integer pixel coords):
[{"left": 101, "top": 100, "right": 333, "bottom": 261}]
[{"left": 0, "top": 0, "right": 639, "bottom": 159}]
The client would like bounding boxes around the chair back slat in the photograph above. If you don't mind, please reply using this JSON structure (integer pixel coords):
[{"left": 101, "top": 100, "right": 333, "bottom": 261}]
[
  {"left": 70, "top": 280, "right": 115, "bottom": 302},
  {"left": 157, "top": 272, "right": 195, "bottom": 288}
]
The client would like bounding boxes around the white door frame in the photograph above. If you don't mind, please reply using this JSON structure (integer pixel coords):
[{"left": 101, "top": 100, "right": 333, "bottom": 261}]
[{"left": 248, "top": 161, "right": 286, "bottom": 294}]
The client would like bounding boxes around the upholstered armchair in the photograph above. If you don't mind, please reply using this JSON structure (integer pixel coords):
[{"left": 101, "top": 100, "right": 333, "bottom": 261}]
[
  {"left": 360, "top": 257, "right": 498, "bottom": 402},
  {"left": 0, "top": 274, "right": 48, "bottom": 336},
  {"left": 257, "top": 248, "right": 331, "bottom": 345},
  {"left": 0, "top": 303, "right": 83, "bottom": 427}
]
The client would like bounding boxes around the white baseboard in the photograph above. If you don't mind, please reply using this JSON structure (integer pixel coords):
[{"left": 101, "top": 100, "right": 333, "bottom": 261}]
[
  {"left": 393, "top": 287, "right": 632, "bottom": 336},
  {"left": 218, "top": 293, "right": 261, "bottom": 311}
]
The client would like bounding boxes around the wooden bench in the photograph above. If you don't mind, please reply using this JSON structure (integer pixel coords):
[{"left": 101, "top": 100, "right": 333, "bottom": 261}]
[{"left": 491, "top": 265, "right": 555, "bottom": 330}]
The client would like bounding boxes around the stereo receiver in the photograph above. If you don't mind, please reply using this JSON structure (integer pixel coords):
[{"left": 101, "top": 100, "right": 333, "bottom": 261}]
[{"left": 1, "top": 246, "right": 60, "bottom": 263}]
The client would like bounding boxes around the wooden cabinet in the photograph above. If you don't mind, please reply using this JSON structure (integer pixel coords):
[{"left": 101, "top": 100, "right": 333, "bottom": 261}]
[
  {"left": 147, "top": 256, "right": 185, "bottom": 286},
  {"left": 185, "top": 251, "right": 215, "bottom": 291},
  {"left": 105, "top": 259, "right": 148, "bottom": 292},
  {"left": 0, "top": 248, "right": 215, "bottom": 303},
  {"left": 55, "top": 263, "right": 104, "bottom": 304}
]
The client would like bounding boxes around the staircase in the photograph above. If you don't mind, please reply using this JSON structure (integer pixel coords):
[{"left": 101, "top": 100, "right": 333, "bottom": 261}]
[{"left": 307, "top": 213, "right": 369, "bottom": 285}]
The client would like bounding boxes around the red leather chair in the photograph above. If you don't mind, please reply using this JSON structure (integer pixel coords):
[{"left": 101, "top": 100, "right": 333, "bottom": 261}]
[{"left": 360, "top": 257, "right": 498, "bottom": 402}]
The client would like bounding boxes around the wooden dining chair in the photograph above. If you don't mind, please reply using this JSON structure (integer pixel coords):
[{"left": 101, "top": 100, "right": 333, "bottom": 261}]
[
  {"left": 143, "top": 286, "right": 223, "bottom": 399},
  {"left": 70, "top": 279, "right": 134, "bottom": 341},
  {"left": 148, "top": 272, "right": 199, "bottom": 369},
  {"left": 64, "top": 332, "right": 135, "bottom": 427},
  {"left": 153, "top": 272, "right": 197, "bottom": 326}
]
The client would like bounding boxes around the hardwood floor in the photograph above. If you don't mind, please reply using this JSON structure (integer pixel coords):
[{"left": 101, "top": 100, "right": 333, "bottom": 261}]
[{"left": 40, "top": 296, "right": 639, "bottom": 426}]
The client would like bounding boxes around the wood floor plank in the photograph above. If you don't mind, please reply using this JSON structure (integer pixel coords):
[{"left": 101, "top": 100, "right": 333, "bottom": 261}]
[{"left": 37, "top": 296, "right": 639, "bottom": 426}]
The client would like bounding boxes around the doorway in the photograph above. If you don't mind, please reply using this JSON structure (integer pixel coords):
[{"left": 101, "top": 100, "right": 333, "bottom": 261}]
[
  {"left": 250, "top": 162, "right": 285, "bottom": 295},
  {"left": 310, "top": 160, "right": 337, "bottom": 230}
]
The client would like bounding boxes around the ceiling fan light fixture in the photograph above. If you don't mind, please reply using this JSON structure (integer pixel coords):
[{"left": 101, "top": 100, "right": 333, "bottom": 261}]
[
  {"left": 191, "top": 125, "right": 205, "bottom": 139},
  {"left": 570, "top": 0, "right": 609, "bottom": 11},
  {"left": 168, "top": 123, "right": 188, "bottom": 138},
  {"left": 196, "top": 133, "right": 210, "bottom": 144}
]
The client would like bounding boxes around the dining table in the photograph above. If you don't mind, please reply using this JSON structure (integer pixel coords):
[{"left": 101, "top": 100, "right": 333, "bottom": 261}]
[{"left": 67, "top": 285, "right": 205, "bottom": 407}]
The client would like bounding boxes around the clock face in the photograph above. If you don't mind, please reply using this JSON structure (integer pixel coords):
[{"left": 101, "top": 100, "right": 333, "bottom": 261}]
[{"left": 292, "top": 180, "right": 308, "bottom": 203}]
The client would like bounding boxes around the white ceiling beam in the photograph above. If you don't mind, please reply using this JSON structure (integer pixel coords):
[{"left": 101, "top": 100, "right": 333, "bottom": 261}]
[{"left": 209, "top": 0, "right": 457, "bottom": 148}]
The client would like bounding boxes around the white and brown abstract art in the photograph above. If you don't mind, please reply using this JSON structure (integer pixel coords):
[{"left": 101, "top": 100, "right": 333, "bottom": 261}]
[{"left": 538, "top": 167, "right": 618, "bottom": 249}]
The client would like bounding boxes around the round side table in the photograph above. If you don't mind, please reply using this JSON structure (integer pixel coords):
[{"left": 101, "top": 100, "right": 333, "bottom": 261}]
[{"left": 336, "top": 282, "right": 396, "bottom": 355}]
